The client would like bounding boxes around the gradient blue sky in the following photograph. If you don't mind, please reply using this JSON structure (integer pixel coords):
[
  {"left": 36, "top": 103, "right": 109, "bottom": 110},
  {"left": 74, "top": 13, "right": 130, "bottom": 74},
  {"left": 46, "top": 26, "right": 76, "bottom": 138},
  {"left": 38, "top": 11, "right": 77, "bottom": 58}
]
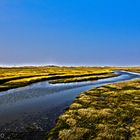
[{"left": 0, "top": 0, "right": 140, "bottom": 66}]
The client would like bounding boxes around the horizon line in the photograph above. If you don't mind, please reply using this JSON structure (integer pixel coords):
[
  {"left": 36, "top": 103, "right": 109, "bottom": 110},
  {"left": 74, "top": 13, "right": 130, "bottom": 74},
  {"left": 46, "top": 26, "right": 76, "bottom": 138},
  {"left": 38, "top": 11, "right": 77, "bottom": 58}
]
[{"left": 0, "top": 64, "right": 140, "bottom": 68}]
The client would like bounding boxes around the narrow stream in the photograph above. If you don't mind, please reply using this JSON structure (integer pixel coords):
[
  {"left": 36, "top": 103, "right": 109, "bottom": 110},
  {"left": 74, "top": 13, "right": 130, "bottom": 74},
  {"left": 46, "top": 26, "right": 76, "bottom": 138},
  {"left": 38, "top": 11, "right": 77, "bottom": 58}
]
[{"left": 0, "top": 71, "right": 140, "bottom": 139}]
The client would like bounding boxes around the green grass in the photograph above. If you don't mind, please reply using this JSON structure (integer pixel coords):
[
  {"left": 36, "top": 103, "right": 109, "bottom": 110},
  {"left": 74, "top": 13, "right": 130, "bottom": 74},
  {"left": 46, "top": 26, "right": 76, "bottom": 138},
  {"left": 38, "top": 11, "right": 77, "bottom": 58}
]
[{"left": 47, "top": 78, "right": 140, "bottom": 140}]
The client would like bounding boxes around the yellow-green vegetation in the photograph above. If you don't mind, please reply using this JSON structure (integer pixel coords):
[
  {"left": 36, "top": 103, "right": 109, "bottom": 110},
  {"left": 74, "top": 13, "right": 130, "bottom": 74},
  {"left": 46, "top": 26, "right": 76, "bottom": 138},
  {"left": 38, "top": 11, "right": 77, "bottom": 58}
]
[
  {"left": 0, "top": 66, "right": 115, "bottom": 92},
  {"left": 47, "top": 78, "right": 140, "bottom": 140},
  {"left": 107, "top": 66, "right": 140, "bottom": 73},
  {"left": 0, "top": 66, "right": 140, "bottom": 139},
  {"left": 49, "top": 72, "right": 115, "bottom": 84}
]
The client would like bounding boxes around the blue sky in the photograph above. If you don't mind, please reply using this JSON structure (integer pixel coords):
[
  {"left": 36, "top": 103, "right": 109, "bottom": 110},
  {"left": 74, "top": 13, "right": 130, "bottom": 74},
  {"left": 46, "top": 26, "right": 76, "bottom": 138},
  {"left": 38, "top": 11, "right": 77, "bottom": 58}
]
[{"left": 0, "top": 0, "right": 140, "bottom": 66}]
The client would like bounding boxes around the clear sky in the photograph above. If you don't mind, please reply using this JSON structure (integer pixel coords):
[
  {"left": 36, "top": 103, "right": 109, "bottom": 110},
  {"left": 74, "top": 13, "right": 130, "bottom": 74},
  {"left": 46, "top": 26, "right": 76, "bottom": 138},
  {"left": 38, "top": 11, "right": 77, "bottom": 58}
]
[{"left": 0, "top": 0, "right": 140, "bottom": 66}]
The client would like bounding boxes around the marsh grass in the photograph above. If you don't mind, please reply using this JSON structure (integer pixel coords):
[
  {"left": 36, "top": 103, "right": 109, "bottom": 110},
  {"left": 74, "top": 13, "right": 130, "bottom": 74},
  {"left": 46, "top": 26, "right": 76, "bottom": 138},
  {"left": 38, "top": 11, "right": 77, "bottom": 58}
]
[
  {"left": 0, "top": 66, "right": 115, "bottom": 92},
  {"left": 1, "top": 66, "right": 140, "bottom": 139},
  {"left": 47, "top": 78, "right": 140, "bottom": 140},
  {"left": 0, "top": 66, "right": 140, "bottom": 139},
  {"left": 49, "top": 73, "right": 116, "bottom": 84}
]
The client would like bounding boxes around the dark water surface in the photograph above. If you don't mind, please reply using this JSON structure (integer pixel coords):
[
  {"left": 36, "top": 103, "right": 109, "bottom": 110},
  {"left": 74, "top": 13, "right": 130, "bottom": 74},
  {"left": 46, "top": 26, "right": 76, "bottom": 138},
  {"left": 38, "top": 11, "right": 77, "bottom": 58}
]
[{"left": 0, "top": 71, "right": 140, "bottom": 139}]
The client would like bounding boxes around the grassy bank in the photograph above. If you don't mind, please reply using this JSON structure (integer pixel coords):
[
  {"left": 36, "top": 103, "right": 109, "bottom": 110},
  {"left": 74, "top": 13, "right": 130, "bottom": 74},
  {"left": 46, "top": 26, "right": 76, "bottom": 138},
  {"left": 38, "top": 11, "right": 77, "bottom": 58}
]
[
  {"left": 47, "top": 78, "right": 140, "bottom": 140},
  {"left": 0, "top": 66, "right": 115, "bottom": 92}
]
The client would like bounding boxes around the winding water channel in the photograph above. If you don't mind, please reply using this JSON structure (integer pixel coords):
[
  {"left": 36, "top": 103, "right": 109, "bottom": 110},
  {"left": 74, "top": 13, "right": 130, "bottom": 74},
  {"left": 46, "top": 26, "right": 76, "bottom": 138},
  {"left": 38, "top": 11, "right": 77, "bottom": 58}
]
[{"left": 0, "top": 71, "right": 140, "bottom": 139}]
